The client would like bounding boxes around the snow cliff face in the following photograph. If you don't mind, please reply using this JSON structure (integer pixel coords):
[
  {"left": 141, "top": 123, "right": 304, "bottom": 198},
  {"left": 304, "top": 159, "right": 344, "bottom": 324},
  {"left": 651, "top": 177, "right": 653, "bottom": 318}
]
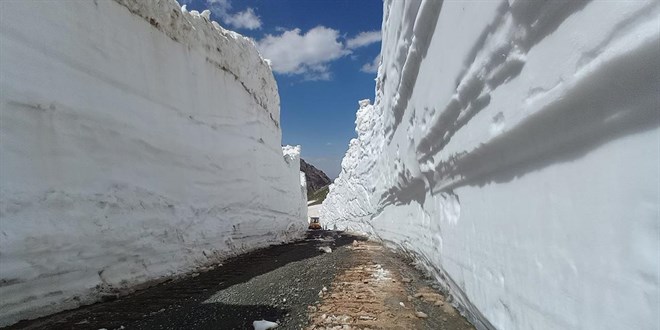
[
  {"left": 322, "top": 1, "right": 660, "bottom": 329},
  {"left": 0, "top": 0, "right": 306, "bottom": 325}
]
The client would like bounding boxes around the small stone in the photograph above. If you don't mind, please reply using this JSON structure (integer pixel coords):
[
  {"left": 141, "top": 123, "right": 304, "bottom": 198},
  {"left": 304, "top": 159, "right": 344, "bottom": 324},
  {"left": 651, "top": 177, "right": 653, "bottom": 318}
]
[
  {"left": 319, "top": 246, "right": 332, "bottom": 253},
  {"left": 414, "top": 293, "right": 423, "bottom": 298},
  {"left": 415, "top": 311, "right": 428, "bottom": 318},
  {"left": 435, "top": 300, "right": 443, "bottom": 306},
  {"left": 401, "top": 277, "right": 412, "bottom": 283},
  {"left": 407, "top": 295, "right": 413, "bottom": 301},
  {"left": 399, "top": 302, "right": 405, "bottom": 308}
]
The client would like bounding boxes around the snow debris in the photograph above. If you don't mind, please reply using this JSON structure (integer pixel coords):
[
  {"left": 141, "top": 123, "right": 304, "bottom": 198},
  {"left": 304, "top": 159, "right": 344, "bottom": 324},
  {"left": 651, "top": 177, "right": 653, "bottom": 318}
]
[
  {"left": 371, "top": 264, "right": 391, "bottom": 281},
  {"left": 253, "top": 320, "right": 278, "bottom": 330}
]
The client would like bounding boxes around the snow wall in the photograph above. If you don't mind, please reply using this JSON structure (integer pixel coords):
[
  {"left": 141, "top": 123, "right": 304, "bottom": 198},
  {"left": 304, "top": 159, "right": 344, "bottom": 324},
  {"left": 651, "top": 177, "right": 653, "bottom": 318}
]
[
  {"left": 0, "top": 0, "right": 307, "bottom": 325},
  {"left": 322, "top": 1, "right": 660, "bottom": 329}
]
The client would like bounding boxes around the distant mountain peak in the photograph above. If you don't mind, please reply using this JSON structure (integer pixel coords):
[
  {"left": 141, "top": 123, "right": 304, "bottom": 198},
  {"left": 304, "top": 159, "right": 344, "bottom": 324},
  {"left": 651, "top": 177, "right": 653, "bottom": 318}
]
[{"left": 300, "top": 158, "right": 331, "bottom": 196}]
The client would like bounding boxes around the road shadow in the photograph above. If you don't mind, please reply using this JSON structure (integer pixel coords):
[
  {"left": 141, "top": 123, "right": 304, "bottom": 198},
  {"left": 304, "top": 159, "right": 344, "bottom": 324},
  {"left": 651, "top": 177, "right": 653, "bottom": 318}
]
[{"left": 7, "top": 231, "right": 365, "bottom": 330}]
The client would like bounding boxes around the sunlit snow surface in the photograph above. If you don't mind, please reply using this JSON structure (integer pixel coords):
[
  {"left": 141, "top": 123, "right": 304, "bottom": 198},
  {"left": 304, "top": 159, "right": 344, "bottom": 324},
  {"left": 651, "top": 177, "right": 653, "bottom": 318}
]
[
  {"left": 0, "top": 0, "right": 306, "bottom": 325},
  {"left": 322, "top": 1, "right": 660, "bottom": 329}
]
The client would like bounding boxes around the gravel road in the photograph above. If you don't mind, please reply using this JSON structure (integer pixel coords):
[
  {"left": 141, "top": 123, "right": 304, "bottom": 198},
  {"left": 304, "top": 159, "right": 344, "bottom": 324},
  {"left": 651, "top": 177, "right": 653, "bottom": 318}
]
[{"left": 7, "top": 231, "right": 473, "bottom": 330}]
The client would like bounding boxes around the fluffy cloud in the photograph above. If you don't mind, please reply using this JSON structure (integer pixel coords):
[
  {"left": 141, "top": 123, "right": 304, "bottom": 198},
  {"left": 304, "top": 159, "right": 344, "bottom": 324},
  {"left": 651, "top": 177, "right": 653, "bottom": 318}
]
[
  {"left": 361, "top": 54, "right": 381, "bottom": 74},
  {"left": 257, "top": 26, "right": 351, "bottom": 80},
  {"left": 346, "top": 31, "right": 381, "bottom": 49},
  {"left": 223, "top": 8, "right": 261, "bottom": 30},
  {"left": 207, "top": 0, "right": 261, "bottom": 30}
]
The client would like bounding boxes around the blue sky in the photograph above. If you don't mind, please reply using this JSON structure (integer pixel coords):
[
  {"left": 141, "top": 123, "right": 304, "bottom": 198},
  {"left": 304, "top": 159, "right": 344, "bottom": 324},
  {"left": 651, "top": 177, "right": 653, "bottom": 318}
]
[{"left": 180, "top": 0, "right": 383, "bottom": 178}]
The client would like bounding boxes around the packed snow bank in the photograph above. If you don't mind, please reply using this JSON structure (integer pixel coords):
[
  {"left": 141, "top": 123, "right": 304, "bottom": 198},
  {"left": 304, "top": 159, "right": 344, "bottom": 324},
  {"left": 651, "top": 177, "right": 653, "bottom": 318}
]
[
  {"left": 322, "top": 1, "right": 660, "bottom": 329},
  {"left": 0, "top": 0, "right": 306, "bottom": 325}
]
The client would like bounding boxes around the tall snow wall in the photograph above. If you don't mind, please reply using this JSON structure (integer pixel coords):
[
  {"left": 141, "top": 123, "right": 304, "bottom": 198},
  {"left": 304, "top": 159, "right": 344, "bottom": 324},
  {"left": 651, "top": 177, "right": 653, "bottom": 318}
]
[
  {"left": 322, "top": 1, "right": 659, "bottom": 329},
  {"left": 0, "top": 0, "right": 307, "bottom": 325}
]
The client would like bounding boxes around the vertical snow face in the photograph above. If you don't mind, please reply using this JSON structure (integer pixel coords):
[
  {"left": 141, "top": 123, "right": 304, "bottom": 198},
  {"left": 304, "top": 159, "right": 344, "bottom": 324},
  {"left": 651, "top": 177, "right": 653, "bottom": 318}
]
[
  {"left": 322, "top": 1, "right": 660, "bottom": 329},
  {"left": 0, "top": 0, "right": 306, "bottom": 325}
]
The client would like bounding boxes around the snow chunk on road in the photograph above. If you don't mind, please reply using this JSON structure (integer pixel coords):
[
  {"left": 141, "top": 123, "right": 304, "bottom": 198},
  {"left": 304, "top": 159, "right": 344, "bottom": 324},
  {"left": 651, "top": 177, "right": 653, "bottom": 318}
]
[{"left": 253, "top": 320, "right": 278, "bottom": 330}]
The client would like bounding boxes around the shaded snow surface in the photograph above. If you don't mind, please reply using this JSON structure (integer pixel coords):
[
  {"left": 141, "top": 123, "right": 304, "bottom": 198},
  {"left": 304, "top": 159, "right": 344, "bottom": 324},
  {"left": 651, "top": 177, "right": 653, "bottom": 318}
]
[
  {"left": 322, "top": 1, "right": 660, "bottom": 329},
  {"left": 0, "top": 0, "right": 306, "bottom": 325}
]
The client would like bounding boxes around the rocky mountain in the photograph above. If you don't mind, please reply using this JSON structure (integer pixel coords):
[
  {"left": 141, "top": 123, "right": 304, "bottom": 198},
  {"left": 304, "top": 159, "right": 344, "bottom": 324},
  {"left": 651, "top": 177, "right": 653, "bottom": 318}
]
[{"left": 300, "top": 159, "right": 331, "bottom": 196}]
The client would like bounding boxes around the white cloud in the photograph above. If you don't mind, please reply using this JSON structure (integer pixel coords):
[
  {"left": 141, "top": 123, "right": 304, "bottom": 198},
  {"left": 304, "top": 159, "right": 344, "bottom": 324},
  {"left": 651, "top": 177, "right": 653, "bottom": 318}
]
[
  {"left": 224, "top": 8, "right": 261, "bottom": 29},
  {"left": 361, "top": 54, "right": 381, "bottom": 74},
  {"left": 304, "top": 71, "right": 332, "bottom": 81},
  {"left": 206, "top": 0, "right": 262, "bottom": 30},
  {"left": 346, "top": 31, "right": 381, "bottom": 49},
  {"left": 257, "top": 26, "right": 351, "bottom": 79},
  {"left": 253, "top": 26, "right": 382, "bottom": 81}
]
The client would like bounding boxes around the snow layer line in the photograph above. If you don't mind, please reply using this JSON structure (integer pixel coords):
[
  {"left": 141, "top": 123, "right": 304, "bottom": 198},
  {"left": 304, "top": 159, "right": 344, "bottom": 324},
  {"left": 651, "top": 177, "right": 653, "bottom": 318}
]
[
  {"left": 0, "top": 0, "right": 307, "bottom": 325},
  {"left": 322, "top": 0, "right": 660, "bottom": 329}
]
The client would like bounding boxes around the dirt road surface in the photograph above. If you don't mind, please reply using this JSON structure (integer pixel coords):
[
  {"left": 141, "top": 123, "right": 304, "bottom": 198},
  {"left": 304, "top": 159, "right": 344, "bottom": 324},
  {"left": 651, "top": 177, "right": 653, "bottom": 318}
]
[{"left": 8, "top": 231, "right": 473, "bottom": 330}]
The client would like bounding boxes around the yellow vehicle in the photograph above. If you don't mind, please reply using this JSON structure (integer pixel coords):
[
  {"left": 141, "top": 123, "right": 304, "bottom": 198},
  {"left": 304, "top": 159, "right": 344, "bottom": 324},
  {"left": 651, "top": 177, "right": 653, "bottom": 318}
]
[{"left": 308, "top": 217, "right": 322, "bottom": 230}]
